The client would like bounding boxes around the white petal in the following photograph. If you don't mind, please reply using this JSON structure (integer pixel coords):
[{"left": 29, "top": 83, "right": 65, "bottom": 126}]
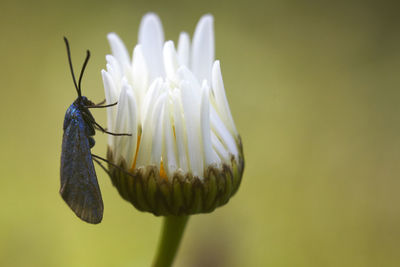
[
  {"left": 106, "top": 55, "right": 122, "bottom": 82},
  {"left": 212, "top": 60, "right": 238, "bottom": 136},
  {"left": 107, "top": 33, "right": 131, "bottom": 69},
  {"left": 212, "top": 150, "right": 221, "bottom": 165},
  {"left": 141, "top": 78, "right": 163, "bottom": 123},
  {"left": 181, "top": 81, "right": 203, "bottom": 177},
  {"left": 131, "top": 44, "right": 149, "bottom": 119},
  {"left": 102, "top": 70, "right": 118, "bottom": 146},
  {"left": 163, "top": 41, "right": 179, "bottom": 83},
  {"left": 162, "top": 95, "right": 178, "bottom": 176},
  {"left": 102, "top": 70, "right": 118, "bottom": 106},
  {"left": 172, "top": 91, "right": 189, "bottom": 172},
  {"left": 139, "top": 13, "right": 165, "bottom": 82},
  {"left": 113, "top": 84, "right": 129, "bottom": 163},
  {"left": 200, "top": 81, "right": 214, "bottom": 166},
  {"left": 191, "top": 14, "right": 214, "bottom": 83},
  {"left": 123, "top": 89, "right": 137, "bottom": 168},
  {"left": 210, "top": 105, "right": 238, "bottom": 157},
  {"left": 177, "top": 32, "right": 190, "bottom": 67},
  {"left": 136, "top": 79, "right": 163, "bottom": 168},
  {"left": 150, "top": 93, "right": 167, "bottom": 167},
  {"left": 105, "top": 60, "right": 122, "bottom": 94},
  {"left": 211, "top": 131, "right": 229, "bottom": 162},
  {"left": 177, "top": 66, "right": 201, "bottom": 98},
  {"left": 111, "top": 86, "right": 138, "bottom": 168}
]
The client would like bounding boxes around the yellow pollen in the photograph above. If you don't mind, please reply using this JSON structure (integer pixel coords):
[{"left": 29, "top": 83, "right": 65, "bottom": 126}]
[
  {"left": 130, "top": 133, "right": 141, "bottom": 171},
  {"left": 159, "top": 159, "right": 168, "bottom": 181}
]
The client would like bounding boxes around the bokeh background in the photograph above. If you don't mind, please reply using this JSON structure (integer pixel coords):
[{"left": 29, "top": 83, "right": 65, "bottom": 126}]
[{"left": 1, "top": 0, "right": 399, "bottom": 266}]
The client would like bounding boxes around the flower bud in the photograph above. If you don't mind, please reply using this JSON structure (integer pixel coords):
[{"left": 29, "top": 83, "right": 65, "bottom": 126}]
[
  {"left": 102, "top": 13, "right": 244, "bottom": 216},
  {"left": 107, "top": 139, "right": 243, "bottom": 215}
]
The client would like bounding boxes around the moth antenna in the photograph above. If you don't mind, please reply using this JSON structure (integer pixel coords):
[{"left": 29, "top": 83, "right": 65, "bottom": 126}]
[
  {"left": 78, "top": 50, "right": 91, "bottom": 95},
  {"left": 64, "top": 37, "right": 81, "bottom": 98}
]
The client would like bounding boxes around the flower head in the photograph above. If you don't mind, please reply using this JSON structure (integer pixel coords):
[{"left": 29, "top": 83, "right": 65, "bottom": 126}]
[{"left": 102, "top": 13, "right": 244, "bottom": 216}]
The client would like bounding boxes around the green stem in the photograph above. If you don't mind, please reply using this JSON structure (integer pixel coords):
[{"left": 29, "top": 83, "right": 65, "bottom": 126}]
[{"left": 152, "top": 216, "right": 190, "bottom": 267}]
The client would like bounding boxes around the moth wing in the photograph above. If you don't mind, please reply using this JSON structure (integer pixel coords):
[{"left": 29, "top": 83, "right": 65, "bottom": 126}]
[{"left": 60, "top": 118, "right": 103, "bottom": 224}]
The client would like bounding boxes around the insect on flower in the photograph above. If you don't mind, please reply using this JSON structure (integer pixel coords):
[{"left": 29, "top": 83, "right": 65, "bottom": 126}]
[{"left": 60, "top": 37, "right": 130, "bottom": 224}]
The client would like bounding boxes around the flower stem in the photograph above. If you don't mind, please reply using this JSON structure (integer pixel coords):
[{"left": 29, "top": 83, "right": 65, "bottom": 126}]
[{"left": 152, "top": 216, "right": 190, "bottom": 267}]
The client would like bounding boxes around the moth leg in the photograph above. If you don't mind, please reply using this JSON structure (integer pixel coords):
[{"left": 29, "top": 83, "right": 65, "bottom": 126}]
[
  {"left": 92, "top": 154, "right": 134, "bottom": 178},
  {"left": 92, "top": 157, "right": 111, "bottom": 176},
  {"left": 82, "top": 110, "right": 130, "bottom": 136},
  {"left": 92, "top": 154, "right": 115, "bottom": 167},
  {"left": 93, "top": 121, "right": 131, "bottom": 136},
  {"left": 86, "top": 101, "right": 118, "bottom": 109}
]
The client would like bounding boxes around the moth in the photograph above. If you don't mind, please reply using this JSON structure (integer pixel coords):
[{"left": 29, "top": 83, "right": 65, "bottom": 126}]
[{"left": 60, "top": 37, "right": 129, "bottom": 224}]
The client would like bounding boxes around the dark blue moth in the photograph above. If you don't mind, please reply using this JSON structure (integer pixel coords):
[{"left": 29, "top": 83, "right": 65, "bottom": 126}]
[{"left": 60, "top": 37, "right": 128, "bottom": 224}]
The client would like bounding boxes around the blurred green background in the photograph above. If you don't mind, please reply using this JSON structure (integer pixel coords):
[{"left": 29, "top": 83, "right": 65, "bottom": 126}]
[{"left": 1, "top": 0, "right": 399, "bottom": 266}]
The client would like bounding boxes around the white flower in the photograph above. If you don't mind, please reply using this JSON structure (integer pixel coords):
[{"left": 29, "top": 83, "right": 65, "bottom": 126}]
[{"left": 102, "top": 13, "right": 240, "bottom": 181}]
